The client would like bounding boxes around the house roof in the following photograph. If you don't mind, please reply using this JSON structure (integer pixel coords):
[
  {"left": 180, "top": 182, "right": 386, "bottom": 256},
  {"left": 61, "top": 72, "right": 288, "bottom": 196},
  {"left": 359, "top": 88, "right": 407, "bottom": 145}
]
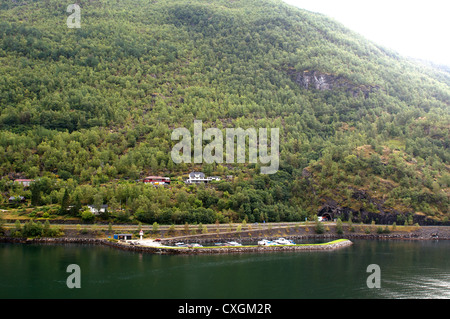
[
  {"left": 189, "top": 171, "right": 205, "bottom": 177},
  {"left": 9, "top": 196, "right": 25, "bottom": 200}
]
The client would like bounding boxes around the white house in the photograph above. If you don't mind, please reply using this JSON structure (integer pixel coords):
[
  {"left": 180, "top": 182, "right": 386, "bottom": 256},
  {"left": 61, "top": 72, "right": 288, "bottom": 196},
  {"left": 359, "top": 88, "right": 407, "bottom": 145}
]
[
  {"left": 87, "top": 204, "right": 108, "bottom": 215},
  {"left": 185, "top": 172, "right": 208, "bottom": 184},
  {"left": 184, "top": 172, "right": 221, "bottom": 184}
]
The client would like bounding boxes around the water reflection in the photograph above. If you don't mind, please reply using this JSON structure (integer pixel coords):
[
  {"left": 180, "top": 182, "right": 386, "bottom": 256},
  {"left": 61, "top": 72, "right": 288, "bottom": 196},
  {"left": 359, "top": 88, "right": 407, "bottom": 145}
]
[
  {"left": 0, "top": 240, "right": 449, "bottom": 299},
  {"left": 378, "top": 272, "right": 450, "bottom": 299}
]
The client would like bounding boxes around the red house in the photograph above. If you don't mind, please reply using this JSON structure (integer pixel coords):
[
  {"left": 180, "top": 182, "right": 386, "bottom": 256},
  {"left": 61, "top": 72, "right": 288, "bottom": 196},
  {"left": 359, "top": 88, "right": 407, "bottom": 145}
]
[{"left": 143, "top": 176, "right": 170, "bottom": 185}]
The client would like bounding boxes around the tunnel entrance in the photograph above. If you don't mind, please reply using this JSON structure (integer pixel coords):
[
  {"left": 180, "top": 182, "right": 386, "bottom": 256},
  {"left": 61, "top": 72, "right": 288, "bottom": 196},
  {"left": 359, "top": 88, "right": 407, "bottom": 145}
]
[{"left": 318, "top": 212, "right": 333, "bottom": 222}]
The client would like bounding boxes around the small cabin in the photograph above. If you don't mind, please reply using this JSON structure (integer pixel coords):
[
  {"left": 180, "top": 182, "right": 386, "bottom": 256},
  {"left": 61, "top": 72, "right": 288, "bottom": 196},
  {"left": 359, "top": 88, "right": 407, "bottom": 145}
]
[{"left": 8, "top": 196, "right": 25, "bottom": 204}]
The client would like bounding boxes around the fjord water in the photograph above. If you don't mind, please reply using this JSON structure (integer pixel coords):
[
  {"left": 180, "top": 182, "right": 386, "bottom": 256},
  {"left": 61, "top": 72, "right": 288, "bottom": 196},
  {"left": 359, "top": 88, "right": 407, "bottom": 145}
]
[{"left": 1, "top": 240, "right": 449, "bottom": 299}]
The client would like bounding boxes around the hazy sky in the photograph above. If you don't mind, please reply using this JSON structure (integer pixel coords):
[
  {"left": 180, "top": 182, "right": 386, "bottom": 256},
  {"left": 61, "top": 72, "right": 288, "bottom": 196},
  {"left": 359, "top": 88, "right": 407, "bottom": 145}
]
[{"left": 282, "top": 0, "right": 450, "bottom": 66}]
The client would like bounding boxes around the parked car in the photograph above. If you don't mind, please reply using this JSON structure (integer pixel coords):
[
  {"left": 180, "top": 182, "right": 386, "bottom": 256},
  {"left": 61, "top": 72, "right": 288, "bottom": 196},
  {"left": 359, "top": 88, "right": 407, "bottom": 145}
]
[
  {"left": 225, "top": 241, "right": 242, "bottom": 246},
  {"left": 274, "top": 238, "right": 295, "bottom": 245}
]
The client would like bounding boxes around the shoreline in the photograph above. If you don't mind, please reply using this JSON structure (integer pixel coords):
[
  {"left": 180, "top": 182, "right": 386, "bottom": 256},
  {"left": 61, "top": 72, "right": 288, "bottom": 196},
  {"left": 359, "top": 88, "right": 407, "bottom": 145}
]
[
  {"left": 0, "top": 236, "right": 354, "bottom": 254},
  {"left": 1, "top": 225, "right": 448, "bottom": 255},
  {"left": 1, "top": 226, "right": 449, "bottom": 254}
]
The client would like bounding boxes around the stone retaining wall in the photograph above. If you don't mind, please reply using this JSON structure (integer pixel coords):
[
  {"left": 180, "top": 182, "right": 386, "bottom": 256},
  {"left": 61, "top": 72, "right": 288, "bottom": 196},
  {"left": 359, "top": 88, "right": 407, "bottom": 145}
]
[{"left": 0, "top": 237, "right": 105, "bottom": 245}]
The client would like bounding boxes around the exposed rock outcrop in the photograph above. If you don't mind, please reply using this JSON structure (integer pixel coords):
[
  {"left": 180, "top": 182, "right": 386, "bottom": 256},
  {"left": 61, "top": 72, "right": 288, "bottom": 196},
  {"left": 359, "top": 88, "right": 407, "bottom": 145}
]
[{"left": 289, "top": 70, "right": 380, "bottom": 98}]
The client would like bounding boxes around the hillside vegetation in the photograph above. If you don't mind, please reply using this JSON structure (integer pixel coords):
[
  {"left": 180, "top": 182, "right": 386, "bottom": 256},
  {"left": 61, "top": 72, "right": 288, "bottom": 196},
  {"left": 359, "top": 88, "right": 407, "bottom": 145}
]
[{"left": 0, "top": 0, "right": 448, "bottom": 225}]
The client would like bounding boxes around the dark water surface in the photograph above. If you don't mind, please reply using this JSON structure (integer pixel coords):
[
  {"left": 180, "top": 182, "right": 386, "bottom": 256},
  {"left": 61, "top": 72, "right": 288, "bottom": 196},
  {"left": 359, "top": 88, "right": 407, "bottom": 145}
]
[{"left": 1, "top": 239, "right": 449, "bottom": 299}]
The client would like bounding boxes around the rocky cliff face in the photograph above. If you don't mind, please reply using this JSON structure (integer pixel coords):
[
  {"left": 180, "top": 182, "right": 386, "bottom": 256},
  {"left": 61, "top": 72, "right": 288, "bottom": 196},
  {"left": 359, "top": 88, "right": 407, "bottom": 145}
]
[
  {"left": 317, "top": 192, "right": 449, "bottom": 226},
  {"left": 290, "top": 70, "right": 380, "bottom": 98}
]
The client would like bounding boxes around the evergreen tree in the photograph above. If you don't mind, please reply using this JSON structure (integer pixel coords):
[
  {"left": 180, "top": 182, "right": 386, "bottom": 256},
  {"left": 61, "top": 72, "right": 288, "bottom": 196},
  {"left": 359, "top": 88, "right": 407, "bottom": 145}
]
[
  {"left": 60, "top": 189, "right": 70, "bottom": 214},
  {"left": 336, "top": 218, "right": 344, "bottom": 234},
  {"left": 30, "top": 182, "right": 41, "bottom": 206}
]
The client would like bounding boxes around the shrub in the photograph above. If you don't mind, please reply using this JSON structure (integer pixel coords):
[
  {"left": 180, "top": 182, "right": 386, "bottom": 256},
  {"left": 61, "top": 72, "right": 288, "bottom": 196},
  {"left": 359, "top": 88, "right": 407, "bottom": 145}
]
[
  {"left": 348, "top": 217, "right": 355, "bottom": 232},
  {"left": 336, "top": 218, "right": 344, "bottom": 234},
  {"left": 168, "top": 224, "right": 176, "bottom": 235},
  {"left": 43, "top": 220, "right": 63, "bottom": 237},
  {"left": 315, "top": 221, "right": 325, "bottom": 234},
  {"left": 80, "top": 209, "right": 95, "bottom": 222},
  {"left": 14, "top": 220, "right": 22, "bottom": 233},
  {"left": 22, "top": 220, "right": 43, "bottom": 237},
  {"left": 376, "top": 225, "right": 391, "bottom": 234},
  {"left": 152, "top": 222, "right": 159, "bottom": 234}
]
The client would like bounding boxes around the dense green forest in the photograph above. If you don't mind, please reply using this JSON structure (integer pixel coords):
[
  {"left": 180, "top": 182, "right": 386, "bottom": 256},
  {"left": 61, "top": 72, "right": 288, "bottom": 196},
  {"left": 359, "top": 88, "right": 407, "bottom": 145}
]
[{"left": 0, "top": 0, "right": 448, "bottom": 225}]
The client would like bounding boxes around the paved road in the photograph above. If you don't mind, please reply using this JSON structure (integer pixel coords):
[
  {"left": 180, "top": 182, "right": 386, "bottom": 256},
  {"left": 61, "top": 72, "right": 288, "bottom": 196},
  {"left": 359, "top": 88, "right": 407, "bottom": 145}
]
[{"left": 2, "top": 221, "right": 326, "bottom": 231}]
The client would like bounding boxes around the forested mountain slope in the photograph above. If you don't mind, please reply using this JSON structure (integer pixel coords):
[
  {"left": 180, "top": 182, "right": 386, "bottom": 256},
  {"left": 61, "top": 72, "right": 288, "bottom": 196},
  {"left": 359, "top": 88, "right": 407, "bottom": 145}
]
[{"left": 0, "top": 0, "right": 448, "bottom": 225}]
